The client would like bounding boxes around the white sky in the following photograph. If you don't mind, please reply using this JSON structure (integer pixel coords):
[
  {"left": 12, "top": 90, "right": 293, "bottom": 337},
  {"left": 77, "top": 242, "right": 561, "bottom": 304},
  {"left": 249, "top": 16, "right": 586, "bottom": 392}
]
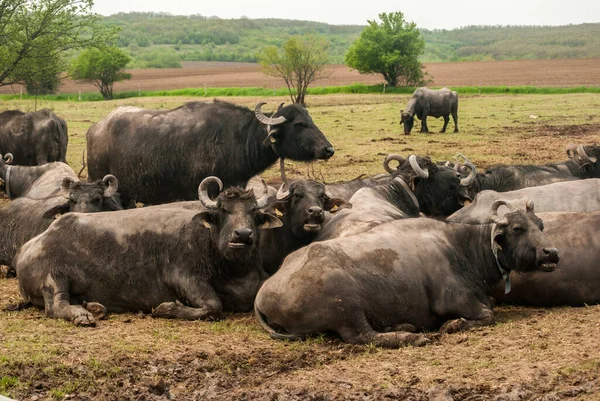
[{"left": 92, "top": 0, "right": 600, "bottom": 30}]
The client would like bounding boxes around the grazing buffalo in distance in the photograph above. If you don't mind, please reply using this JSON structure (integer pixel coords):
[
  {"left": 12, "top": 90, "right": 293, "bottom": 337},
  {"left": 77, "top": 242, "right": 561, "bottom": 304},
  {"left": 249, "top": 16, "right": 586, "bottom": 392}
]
[
  {"left": 0, "top": 164, "right": 122, "bottom": 272},
  {"left": 15, "top": 177, "right": 282, "bottom": 326},
  {"left": 0, "top": 109, "right": 68, "bottom": 165},
  {"left": 400, "top": 87, "right": 458, "bottom": 135},
  {"left": 493, "top": 211, "right": 600, "bottom": 307},
  {"left": 255, "top": 200, "right": 559, "bottom": 347},
  {"left": 87, "top": 100, "right": 335, "bottom": 204},
  {"left": 446, "top": 179, "right": 600, "bottom": 224},
  {"left": 260, "top": 180, "right": 351, "bottom": 275}
]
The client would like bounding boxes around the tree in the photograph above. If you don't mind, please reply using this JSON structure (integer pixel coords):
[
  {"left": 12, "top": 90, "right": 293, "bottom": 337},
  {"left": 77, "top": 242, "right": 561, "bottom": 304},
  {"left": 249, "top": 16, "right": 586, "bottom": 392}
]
[
  {"left": 69, "top": 46, "right": 132, "bottom": 100},
  {"left": 23, "top": 53, "right": 65, "bottom": 95},
  {"left": 0, "top": 0, "right": 118, "bottom": 88},
  {"left": 345, "top": 12, "right": 426, "bottom": 87},
  {"left": 259, "top": 35, "right": 330, "bottom": 107}
]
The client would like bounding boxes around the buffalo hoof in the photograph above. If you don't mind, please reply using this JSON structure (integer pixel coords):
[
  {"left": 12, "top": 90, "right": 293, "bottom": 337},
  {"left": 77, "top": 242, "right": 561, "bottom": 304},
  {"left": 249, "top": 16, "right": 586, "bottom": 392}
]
[
  {"left": 72, "top": 311, "right": 96, "bottom": 327},
  {"left": 151, "top": 301, "right": 178, "bottom": 318},
  {"left": 84, "top": 301, "right": 108, "bottom": 320},
  {"left": 439, "top": 318, "right": 467, "bottom": 334}
]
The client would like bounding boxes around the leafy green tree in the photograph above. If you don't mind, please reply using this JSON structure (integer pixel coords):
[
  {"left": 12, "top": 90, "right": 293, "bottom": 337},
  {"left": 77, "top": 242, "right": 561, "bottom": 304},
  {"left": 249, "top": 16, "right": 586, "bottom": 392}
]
[
  {"left": 69, "top": 46, "right": 132, "bottom": 100},
  {"left": 23, "top": 53, "right": 66, "bottom": 95},
  {"left": 259, "top": 35, "right": 330, "bottom": 106},
  {"left": 345, "top": 12, "right": 426, "bottom": 87},
  {"left": 0, "top": 0, "right": 118, "bottom": 87}
]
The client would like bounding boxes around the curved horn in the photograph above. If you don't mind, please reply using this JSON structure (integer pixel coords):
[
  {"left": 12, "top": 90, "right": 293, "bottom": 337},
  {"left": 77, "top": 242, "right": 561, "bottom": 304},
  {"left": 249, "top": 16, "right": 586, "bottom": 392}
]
[
  {"left": 198, "top": 176, "right": 223, "bottom": 209},
  {"left": 408, "top": 155, "right": 429, "bottom": 179},
  {"left": 3, "top": 153, "right": 13, "bottom": 164},
  {"left": 102, "top": 174, "right": 119, "bottom": 198},
  {"left": 566, "top": 143, "right": 578, "bottom": 159},
  {"left": 525, "top": 199, "right": 535, "bottom": 213},
  {"left": 60, "top": 176, "right": 76, "bottom": 198},
  {"left": 444, "top": 161, "right": 452, "bottom": 167},
  {"left": 489, "top": 199, "right": 520, "bottom": 225},
  {"left": 276, "top": 102, "right": 285, "bottom": 111},
  {"left": 383, "top": 154, "right": 405, "bottom": 174},
  {"left": 276, "top": 182, "right": 291, "bottom": 200},
  {"left": 255, "top": 179, "right": 271, "bottom": 209},
  {"left": 460, "top": 162, "right": 477, "bottom": 187},
  {"left": 254, "top": 102, "right": 287, "bottom": 126},
  {"left": 577, "top": 145, "right": 597, "bottom": 164}
]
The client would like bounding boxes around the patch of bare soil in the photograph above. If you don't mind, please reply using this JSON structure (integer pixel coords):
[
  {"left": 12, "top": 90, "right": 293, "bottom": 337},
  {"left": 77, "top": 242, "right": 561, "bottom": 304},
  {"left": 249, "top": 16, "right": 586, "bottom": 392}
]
[{"left": 1, "top": 278, "right": 599, "bottom": 401}]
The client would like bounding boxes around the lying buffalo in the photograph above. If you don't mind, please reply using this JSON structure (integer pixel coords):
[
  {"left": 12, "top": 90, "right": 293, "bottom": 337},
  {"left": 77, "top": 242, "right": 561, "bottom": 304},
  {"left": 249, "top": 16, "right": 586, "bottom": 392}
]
[
  {"left": 0, "top": 109, "right": 68, "bottom": 165},
  {"left": 15, "top": 177, "right": 282, "bottom": 326},
  {"left": 87, "top": 101, "right": 335, "bottom": 204},
  {"left": 260, "top": 180, "right": 351, "bottom": 275},
  {"left": 255, "top": 200, "right": 559, "bottom": 347},
  {"left": 400, "top": 87, "right": 458, "bottom": 135},
  {"left": 493, "top": 211, "right": 600, "bottom": 306},
  {"left": 446, "top": 179, "right": 600, "bottom": 224},
  {"left": 0, "top": 168, "right": 122, "bottom": 270}
]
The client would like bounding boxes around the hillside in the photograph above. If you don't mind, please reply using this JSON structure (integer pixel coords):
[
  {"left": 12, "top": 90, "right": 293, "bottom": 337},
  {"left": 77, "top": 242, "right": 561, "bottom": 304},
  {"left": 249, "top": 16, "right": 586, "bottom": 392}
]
[{"left": 102, "top": 13, "right": 600, "bottom": 68}]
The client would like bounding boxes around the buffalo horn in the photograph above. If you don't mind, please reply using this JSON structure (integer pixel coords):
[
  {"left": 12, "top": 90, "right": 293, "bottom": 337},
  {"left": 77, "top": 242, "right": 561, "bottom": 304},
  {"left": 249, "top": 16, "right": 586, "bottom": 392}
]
[
  {"left": 489, "top": 199, "right": 519, "bottom": 226},
  {"left": 577, "top": 145, "right": 597, "bottom": 164},
  {"left": 102, "top": 174, "right": 119, "bottom": 197},
  {"left": 276, "top": 102, "right": 285, "bottom": 111},
  {"left": 460, "top": 162, "right": 477, "bottom": 186},
  {"left": 566, "top": 143, "right": 578, "bottom": 159},
  {"left": 60, "top": 177, "right": 77, "bottom": 198},
  {"left": 254, "top": 102, "right": 287, "bottom": 126},
  {"left": 383, "top": 154, "right": 405, "bottom": 174},
  {"left": 198, "top": 176, "right": 223, "bottom": 209},
  {"left": 276, "top": 182, "right": 291, "bottom": 200},
  {"left": 3, "top": 153, "right": 13, "bottom": 164},
  {"left": 255, "top": 179, "right": 271, "bottom": 209},
  {"left": 408, "top": 155, "right": 429, "bottom": 179}
]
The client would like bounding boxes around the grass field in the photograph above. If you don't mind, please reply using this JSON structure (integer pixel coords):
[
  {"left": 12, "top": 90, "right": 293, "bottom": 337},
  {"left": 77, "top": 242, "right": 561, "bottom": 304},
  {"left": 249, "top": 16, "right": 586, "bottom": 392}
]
[{"left": 1, "top": 92, "right": 600, "bottom": 400}]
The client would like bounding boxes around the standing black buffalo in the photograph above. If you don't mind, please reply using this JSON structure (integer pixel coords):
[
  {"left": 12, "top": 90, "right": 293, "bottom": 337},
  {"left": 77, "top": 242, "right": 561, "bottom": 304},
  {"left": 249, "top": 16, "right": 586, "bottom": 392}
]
[
  {"left": 400, "top": 87, "right": 458, "bottom": 135},
  {"left": 255, "top": 200, "right": 559, "bottom": 347},
  {"left": 15, "top": 177, "right": 282, "bottom": 326},
  {"left": 0, "top": 109, "right": 68, "bottom": 165},
  {"left": 87, "top": 101, "right": 335, "bottom": 204}
]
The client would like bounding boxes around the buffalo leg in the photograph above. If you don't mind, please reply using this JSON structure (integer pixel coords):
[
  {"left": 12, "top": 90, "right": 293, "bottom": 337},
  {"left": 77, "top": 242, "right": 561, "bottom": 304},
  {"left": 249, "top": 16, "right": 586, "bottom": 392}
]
[
  {"left": 420, "top": 116, "right": 429, "bottom": 133},
  {"left": 42, "top": 276, "right": 96, "bottom": 326},
  {"left": 439, "top": 303, "right": 495, "bottom": 334},
  {"left": 441, "top": 115, "right": 449, "bottom": 133},
  {"left": 452, "top": 110, "right": 458, "bottom": 132},
  {"left": 152, "top": 281, "right": 222, "bottom": 320},
  {"left": 337, "top": 315, "right": 431, "bottom": 348}
]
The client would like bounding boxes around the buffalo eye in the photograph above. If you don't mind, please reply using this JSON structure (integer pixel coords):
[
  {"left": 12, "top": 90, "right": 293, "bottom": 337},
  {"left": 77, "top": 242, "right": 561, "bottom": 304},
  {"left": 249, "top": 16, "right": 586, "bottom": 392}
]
[{"left": 512, "top": 226, "right": 526, "bottom": 235}]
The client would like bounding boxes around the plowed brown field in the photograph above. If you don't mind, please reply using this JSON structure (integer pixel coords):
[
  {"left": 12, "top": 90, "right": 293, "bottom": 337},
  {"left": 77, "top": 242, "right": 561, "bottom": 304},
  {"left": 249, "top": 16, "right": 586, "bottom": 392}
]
[{"left": 1, "top": 58, "right": 599, "bottom": 95}]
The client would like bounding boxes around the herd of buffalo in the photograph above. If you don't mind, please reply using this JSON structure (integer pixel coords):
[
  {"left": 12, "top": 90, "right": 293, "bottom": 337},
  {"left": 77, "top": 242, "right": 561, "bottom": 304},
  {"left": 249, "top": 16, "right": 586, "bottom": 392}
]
[{"left": 0, "top": 95, "right": 599, "bottom": 348}]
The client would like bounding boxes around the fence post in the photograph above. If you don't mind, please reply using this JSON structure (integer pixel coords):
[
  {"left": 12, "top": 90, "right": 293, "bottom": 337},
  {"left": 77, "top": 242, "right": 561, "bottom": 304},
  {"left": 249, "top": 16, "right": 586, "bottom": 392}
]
[
  {"left": 204, "top": 83, "right": 207, "bottom": 96},
  {"left": 20, "top": 88, "right": 22, "bottom": 100},
  {"left": 383, "top": 83, "right": 386, "bottom": 94},
  {"left": 78, "top": 90, "right": 81, "bottom": 101},
  {"left": 138, "top": 85, "right": 141, "bottom": 97}
]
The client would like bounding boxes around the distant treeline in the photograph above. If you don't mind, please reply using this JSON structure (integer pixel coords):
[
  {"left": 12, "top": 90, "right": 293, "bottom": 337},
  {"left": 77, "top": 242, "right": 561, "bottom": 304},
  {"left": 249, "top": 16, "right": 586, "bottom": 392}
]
[{"left": 102, "top": 13, "right": 600, "bottom": 68}]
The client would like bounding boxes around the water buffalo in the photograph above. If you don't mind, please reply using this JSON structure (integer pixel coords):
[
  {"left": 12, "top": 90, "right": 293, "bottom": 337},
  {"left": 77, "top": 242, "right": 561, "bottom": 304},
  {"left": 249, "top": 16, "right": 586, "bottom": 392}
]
[
  {"left": 15, "top": 177, "right": 282, "bottom": 326},
  {"left": 454, "top": 145, "right": 600, "bottom": 198},
  {"left": 0, "top": 169, "right": 122, "bottom": 271},
  {"left": 447, "top": 179, "right": 600, "bottom": 224},
  {"left": 255, "top": 200, "right": 559, "bottom": 347},
  {"left": 260, "top": 180, "right": 351, "bottom": 275},
  {"left": 400, "top": 87, "right": 458, "bottom": 135},
  {"left": 87, "top": 100, "right": 335, "bottom": 204},
  {"left": 0, "top": 109, "right": 68, "bottom": 165},
  {"left": 493, "top": 211, "right": 600, "bottom": 306}
]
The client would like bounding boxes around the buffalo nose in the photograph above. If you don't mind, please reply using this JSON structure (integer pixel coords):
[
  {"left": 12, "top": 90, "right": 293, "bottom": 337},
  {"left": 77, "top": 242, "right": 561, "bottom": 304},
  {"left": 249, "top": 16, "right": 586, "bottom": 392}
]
[
  {"left": 542, "top": 247, "right": 560, "bottom": 263},
  {"left": 324, "top": 146, "right": 335, "bottom": 158},
  {"left": 232, "top": 228, "right": 254, "bottom": 244},
  {"left": 307, "top": 206, "right": 324, "bottom": 218}
]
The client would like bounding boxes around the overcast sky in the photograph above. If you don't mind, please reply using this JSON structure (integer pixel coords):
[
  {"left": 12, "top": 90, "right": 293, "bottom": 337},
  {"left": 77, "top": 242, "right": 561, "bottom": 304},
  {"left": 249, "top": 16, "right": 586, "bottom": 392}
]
[{"left": 92, "top": 0, "right": 600, "bottom": 30}]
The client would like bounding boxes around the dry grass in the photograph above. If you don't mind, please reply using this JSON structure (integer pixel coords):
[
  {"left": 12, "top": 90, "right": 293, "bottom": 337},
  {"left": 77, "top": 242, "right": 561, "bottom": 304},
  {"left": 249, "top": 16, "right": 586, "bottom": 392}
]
[{"left": 1, "top": 93, "right": 600, "bottom": 400}]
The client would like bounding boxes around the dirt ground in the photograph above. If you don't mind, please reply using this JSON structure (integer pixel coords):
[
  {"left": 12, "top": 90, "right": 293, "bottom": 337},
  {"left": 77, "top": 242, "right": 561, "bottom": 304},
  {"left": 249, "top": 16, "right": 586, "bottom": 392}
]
[
  {"left": 1, "top": 58, "right": 599, "bottom": 95},
  {"left": 1, "top": 91, "right": 600, "bottom": 400}
]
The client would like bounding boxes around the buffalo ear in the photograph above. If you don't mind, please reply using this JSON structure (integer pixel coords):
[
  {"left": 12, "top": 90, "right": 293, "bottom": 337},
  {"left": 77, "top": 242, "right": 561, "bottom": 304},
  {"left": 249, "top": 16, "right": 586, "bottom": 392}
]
[
  {"left": 263, "top": 200, "right": 288, "bottom": 217},
  {"left": 492, "top": 228, "right": 505, "bottom": 250},
  {"left": 192, "top": 211, "right": 216, "bottom": 229},
  {"left": 409, "top": 176, "right": 421, "bottom": 191},
  {"left": 400, "top": 110, "right": 405, "bottom": 123},
  {"left": 258, "top": 213, "right": 283, "bottom": 229},
  {"left": 324, "top": 198, "right": 352, "bottom": 214},
  {"left": 42, "top": 202, "right": 70, "bottom": 219}
]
